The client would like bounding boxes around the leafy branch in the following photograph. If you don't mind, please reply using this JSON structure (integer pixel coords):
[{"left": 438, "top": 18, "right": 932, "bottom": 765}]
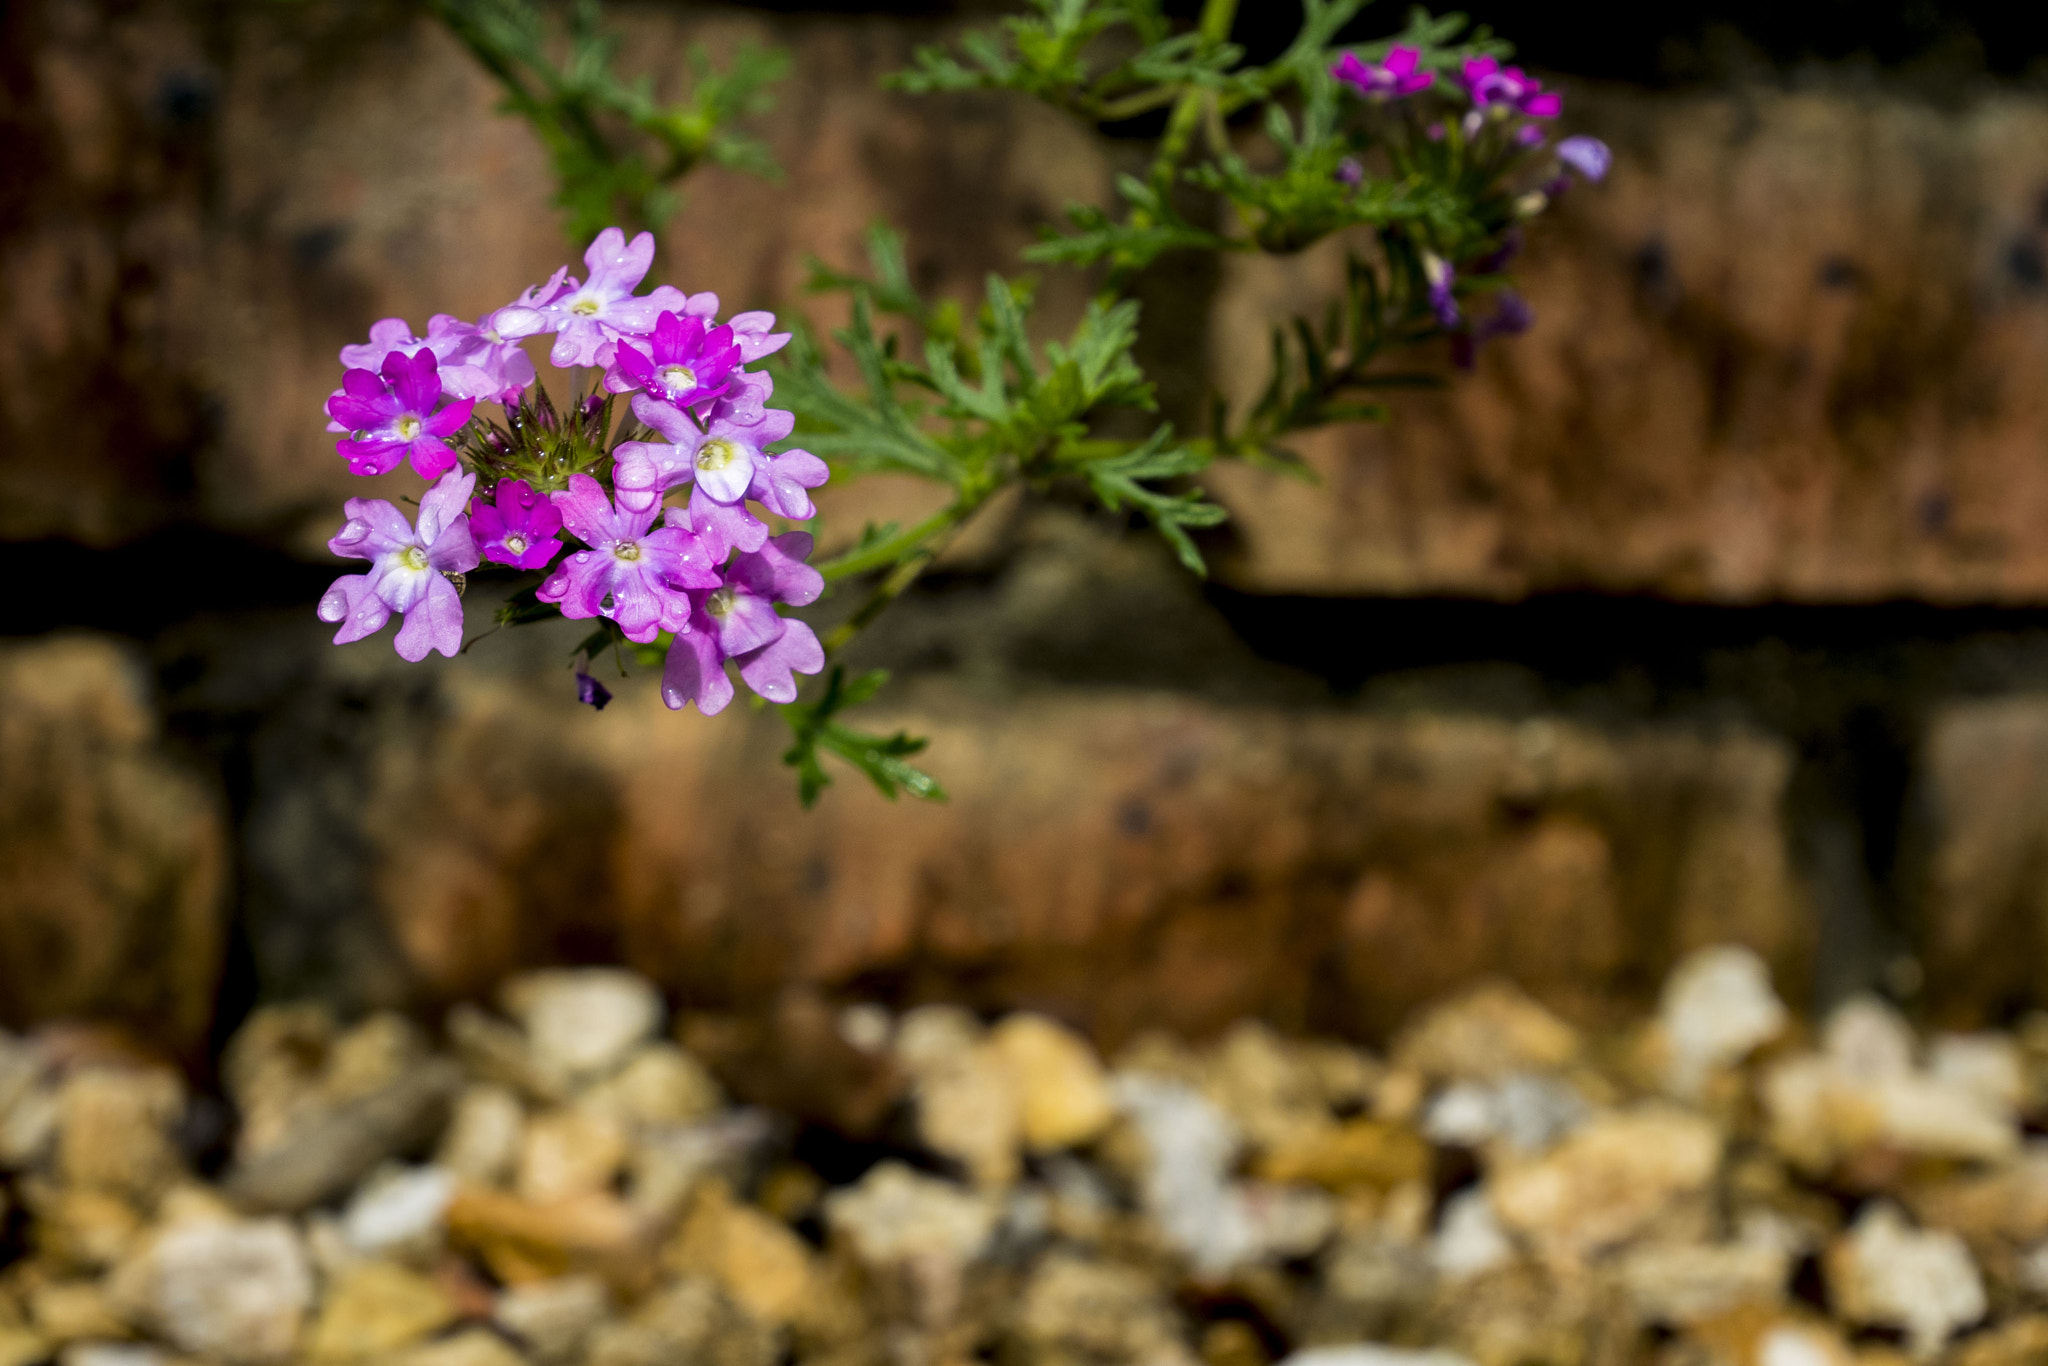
[{"left": 427, "top": 0, "right": 787, "bottom": 241}]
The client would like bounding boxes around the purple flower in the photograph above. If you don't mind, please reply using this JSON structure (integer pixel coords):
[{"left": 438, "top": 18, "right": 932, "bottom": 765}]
[
  {"left": 603, "top": 310, "right": 741, "bottom": 408},
  {"left": 1451, "top": 290, "right": 1535, "bottom": 370},
  {"left": 326, "top": 350, "right": 477, "bottom": 480},
  {"left": 1459, "top": 57, "right": 1561, "bottom": 118},
  {"left": 339, "top": 318, "right": 433, "bottom": 370},
  {"left": 613, "top": 393, "right": 802, "bottom": 556},
  {"left": 1335, "top": 157, "right": 1364, "bottom": 186},
  {"left": 1557, "top": 135, "right": 1612, "bottom": 183},
  {"left": 575, "top": 671, "right": 613, "bottom": 710},
  {"left": 725, "top": 310, "right": 792, "bottom": 363},
  {"left": 1423, "top": 253, "right": 1459, "bottom": 328},
  {"left": 318, "top": 470, "right": 480, "bottom": 661},
  {"left": 544, "top": 227, "right": 679, "bottom": 368},
  {"left": 427, "top": 302, "right": 551, "bottom": 403},
  {"left": 537, "top": 473, "right": 719, "bottom": 643},
  {"left": 470, "top": 478, "right": 564, "bottom": 570},
  {"left": 661, "top": 532, "right": 826, "bottom": 715},
  {"left": 1332, "top": 47, "right": 1435, "bottom": 99}
]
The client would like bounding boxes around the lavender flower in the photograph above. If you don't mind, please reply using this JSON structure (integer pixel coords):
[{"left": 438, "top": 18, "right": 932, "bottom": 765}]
[
  {"left": 603, "top": 310, "right": 741, "bottom": 408},
  {"left": 470, "top": 478, "right": 564, "bottom": 570},
  {"left": 1459, "top": 57, "right": 1562, "bottom": 119},
  {"left": 537, "top": 473, "right": 719, "bottom": 643},
  {"left": 318, "top": 470, "right": 480, "bottom": 661},
  {"left": 544, "top": 228, "right": 688, "bottom": 368},
  {"left": 612, "top": 391, "right": 805, "bottom": 559},
  {"left": 1335, "top": 157, "right": 1365, "bottom": 186},
  {"left": 1332, "top": 47, "right": 1435, "bottom": 99},
  {"left": 326, "top": 350, "right": 477, "bottom": 480},
  {"left": 1451, "top": 290, "right": 1535, "bottom": 370},
  {"left": 428, "top": 302, "right": 551, "bottom": 403},
  {"left": 1423, "top": 253, "right": 1460, "bottom": 328},
  {"left": 661, "top": 532, "right": 826, "bottom": 715},
  {"left": 339, "top": 318, "right": 434, "bottom": 370},
  {"left": 726, "top": 310, "right": 793, "bottom": 363},
  {"left": 1557, "top": 135, "right": 1612, "bottom": 183}
]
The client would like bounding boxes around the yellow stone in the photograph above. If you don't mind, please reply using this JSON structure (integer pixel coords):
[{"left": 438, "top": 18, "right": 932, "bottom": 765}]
[
  {"left": 306, "top": 1261, "right": 458, "bottom": 1361},
  {"left": 1253, "top": 1118, "right": 1431, "bottom": 1191},
  {"left": 990, "top": 1014, "right": 1116, "bottom": 1153},
  {"left": 664, "top": 1181, "right": 816, "bottom": 1327}
]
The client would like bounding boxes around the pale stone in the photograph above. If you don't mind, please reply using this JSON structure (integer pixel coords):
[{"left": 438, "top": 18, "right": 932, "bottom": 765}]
[
  {"left": 1392, "top": 981, "right": 1581, "bottom": 1082},
  {"left": 516, "top": 1108, "right": 628, "bottom": 1205},
  {"left": 1823, "top": 998, "right": 1916, "bottom": 1080},
  {"left": 1618, "top": 1241, "right": 1791, "bottom": 1323},
  {"left": 573, "top": 1044, "right": 721, "bottom": 1130},
  {"left": 823, "top": 1160, "right": 999, "bottom": 1273},
  {"left": 1239, "top": 1182, "right": 1339, "bottom": 1262},
  {"left": 1421, "top": 1073, "right": 1587, "bottom": 1154},
  {"left": 1204, "top": 1019, "right": 1342, "bottom": 1151},
  {"left": 109, "top": 1216, "right": 312, "bottom": 1364},
  {"left": 1254, "top": 1118, "right": 1431, "bottom": 1192},
  {"left": 1017, "top": 1253, "right": 1202, "bottom": 1366},
  {"left": 1763, "top": 1050, "right": 2020, "bottom": 1173},
  {"left": 500, "top": 970, "right": 662, "bottom": 1083},
  {"left": 342, "top": 1164, "right": 457, "bottom": 1256},
  {"left": 664, "top": 1181, "right": 816, "bottom": 1327},
  {"left": 436, "top": 1084, "right": 525, "bottom": 1187},
  {"left": 59, "top": 1346, "right": 164, "bottom": 1366},
  {"left": 1280, "top": 1349, "right": 1478, "bottom": 1366},
  {"left": 1113, "top": 1074, "right": 1252, "bottom": 1276},
  {"left": 446, "top": 1006, "right": 562, "bottom": 1105},
  {"left": 305, "top": 1260, "right": 458, "bottom": 1360},
  {"left": 989, "top": 1013, "right": 1116, "bottom": 1153},
  {"left": 494, "top": 1275, "right": 609, "bottom": 1366},
  {"left": 582, "top": 1279, "right": 774, "bottom": 1366},
  {"left": 1490, "top": 1106, "right": 1722, "bottom": 1261},
  {"left": 1431, "top": 1187, "right": 1514, "bottom": 1280},
  {"left": 1929, "top": 1033, "right": 2025, "bottom": 1113},
  {"left": 836, "top": 1003, "right": 891, "bottom": 1055},
  {"left": 1827, "top": 1203, "right": 1985, "bottom": 1359},
  {"left": 1757, "top": 1325, "right": 1854, "bottom": 1366},
  {"left": 394, "top": 1328, "right": 530, "bottom": 1366},
  {"left": 1659, "top": 944, "right": 1788, "bottom": 1096},
  {"left": 55, "top": 1067, "right": 183, "bottom": 1199}
]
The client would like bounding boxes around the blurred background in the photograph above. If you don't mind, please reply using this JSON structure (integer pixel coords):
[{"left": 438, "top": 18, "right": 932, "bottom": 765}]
[
  {"left": 13, "top": 0, "right": 2048, "bottom": 1361},
  {"left": 13, "top": 0, "right": 2048, "bottom": 1057}
]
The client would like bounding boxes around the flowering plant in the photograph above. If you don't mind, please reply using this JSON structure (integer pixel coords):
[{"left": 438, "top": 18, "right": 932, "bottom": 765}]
[{"left": 324, "top": 0, "right": 1609, "bottom": 803}]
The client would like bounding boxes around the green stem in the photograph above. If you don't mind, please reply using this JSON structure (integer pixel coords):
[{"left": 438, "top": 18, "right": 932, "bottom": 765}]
[
  {"left": 816, "top": 490, "right": 991, "bottom": 658},
  {"left": 1145, "top": 0, "right": 1241, "bottom": 194}
]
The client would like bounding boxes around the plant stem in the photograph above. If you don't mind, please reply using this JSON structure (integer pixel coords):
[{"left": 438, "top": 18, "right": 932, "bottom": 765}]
[
  {"left": 817, "top": 491, "right": 990, "bottom": 658},
  {"left": 1146, "top": 0, "right": 1241, "bottom": 194}
]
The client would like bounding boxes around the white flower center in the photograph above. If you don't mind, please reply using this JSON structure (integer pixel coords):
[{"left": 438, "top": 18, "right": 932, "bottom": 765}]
[
  {"left": 484, "top": 328, "right": 504, "bottom": 344},
  {"left": 395, "top": 415, "right": 422, "bottom": 441},
  {"left": 697, "top": 439, "right": 738, "bottom": 472},
  {"left": 660, "top": 364, "right": 698, "bottom": 392},
  {"left": 706, "top": 586, "right": 737, "bottom": 618},
  {"left": 571, "top": 298, "right": 601, "bottom": 317},
  {"left": 504, "top": 533, "right": 527, "bottom": 555},
  {"left": 398, "top": 545, "right": 429, "bottom": 572},
  {"left": 612, "top": 542, "right": 642, "bottom": 563}
]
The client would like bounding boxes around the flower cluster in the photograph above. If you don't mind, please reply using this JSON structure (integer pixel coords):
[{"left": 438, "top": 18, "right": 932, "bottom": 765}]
[
  {"left": 1326, "top": 43, "right": 1612, "bottom": 361},
  {"left": 318, "top": 227, "right": 829, "bottom": 714}
]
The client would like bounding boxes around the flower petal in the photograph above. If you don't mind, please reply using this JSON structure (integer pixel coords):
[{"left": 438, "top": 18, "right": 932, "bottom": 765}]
[
  {"left": 393, "top": 572, "right": 466, "bottom": 661},
  {"left": 662, "top": 624, "right": 734, "bottom": 715},
  {"left": 736, "top": 618, "right": 824, "bottom": 704}
]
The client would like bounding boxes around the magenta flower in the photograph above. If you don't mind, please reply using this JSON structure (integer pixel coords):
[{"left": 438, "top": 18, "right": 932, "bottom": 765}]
[
  {"left": 1557, "top": 135, "right": 1612, "bottom": 182},
  {"left": 318, "top": 471, "right": 480, "bottom": 661},
  {"left": 470, "top": 479, "right": 564, "bottom": 570},
  {"left": 536, "top": 473, "right": 719, "bottom": 643},
  {"left": 575, "top": 671, "right": 613, "bottom": 710},
  {"left": 544, "top": 228, "right": 682, "bottom": 367},
  {"left": 1459, "top": 57, "right": 1561, "bottom": 118},
  {"left": 661, "top": 533, "right": 826, "bottom": 715},
  {"left": 1332, "top": 47, "right": 1435, "bottom": 99},
  {"left": 326, "top": 350, "right": 477, "bottom": 480},
  {"left": 603, "top": 310, "right": 741, "bottom": 408}
]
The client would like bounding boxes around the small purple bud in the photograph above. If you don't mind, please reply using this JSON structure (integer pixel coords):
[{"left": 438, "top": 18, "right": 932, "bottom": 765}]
[
  {"left": 1336, "top": 157, "right": 1364, "bottom": 186},
  {"left": 1557, "top": 135, "right": 1612, "bottom": 183},
  {"left": 576, "top": 671, "right": 613, "bottom": 710}
]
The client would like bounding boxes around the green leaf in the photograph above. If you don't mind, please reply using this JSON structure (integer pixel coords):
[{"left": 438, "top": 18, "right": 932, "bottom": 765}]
[{"left": 1073, "top": 426, "right": 1228, "bottom": 575}]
